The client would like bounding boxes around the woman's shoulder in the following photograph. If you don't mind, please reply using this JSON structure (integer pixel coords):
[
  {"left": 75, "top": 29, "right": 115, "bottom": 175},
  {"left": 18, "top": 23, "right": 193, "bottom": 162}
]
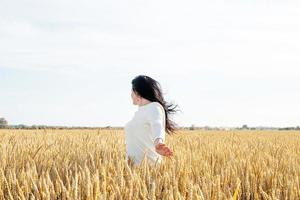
[
  {"left": 148, "top": 102, "right": 165, "bottom": 114},
  {"left": 141, "top": 102, "right": 165, "bottom": 122},
  {"left": 139, "top": 101, "right": 164, "bottom": 114}
]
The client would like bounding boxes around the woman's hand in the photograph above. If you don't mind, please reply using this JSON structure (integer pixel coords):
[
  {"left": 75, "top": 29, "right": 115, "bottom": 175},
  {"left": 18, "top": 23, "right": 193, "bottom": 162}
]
[{"left": 154, "top": 138, "right": 173, "bottom": 157}]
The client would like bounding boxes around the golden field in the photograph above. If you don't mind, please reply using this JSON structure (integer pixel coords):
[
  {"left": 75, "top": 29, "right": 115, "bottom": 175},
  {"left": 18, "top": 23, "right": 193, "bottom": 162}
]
[{"left": 0, "top": 129, "right": 299, "bottom": 200}]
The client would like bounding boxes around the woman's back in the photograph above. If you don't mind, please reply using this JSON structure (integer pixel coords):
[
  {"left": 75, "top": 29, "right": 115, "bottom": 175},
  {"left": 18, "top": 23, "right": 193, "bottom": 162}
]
[{"left": 124, "top": 102, "right": 166, "bottom": 166}]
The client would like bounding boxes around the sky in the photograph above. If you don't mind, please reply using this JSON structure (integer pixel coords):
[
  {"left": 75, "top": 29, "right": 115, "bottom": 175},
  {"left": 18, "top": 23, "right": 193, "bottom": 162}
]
[{"left": 1, "top": 0, "right": 300, "bottom": 127}]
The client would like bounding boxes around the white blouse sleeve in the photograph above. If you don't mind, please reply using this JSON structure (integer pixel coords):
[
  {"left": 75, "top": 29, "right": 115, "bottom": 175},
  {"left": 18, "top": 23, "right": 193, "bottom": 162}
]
[{"left": 146, "top": 104, "right": 166, "bottom": 143}]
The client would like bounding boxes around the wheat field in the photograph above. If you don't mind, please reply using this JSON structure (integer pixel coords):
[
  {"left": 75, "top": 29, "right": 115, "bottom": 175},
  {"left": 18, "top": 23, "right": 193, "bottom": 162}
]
[{"left": 0, "top": 129, "right": 299, "bottom": 200}]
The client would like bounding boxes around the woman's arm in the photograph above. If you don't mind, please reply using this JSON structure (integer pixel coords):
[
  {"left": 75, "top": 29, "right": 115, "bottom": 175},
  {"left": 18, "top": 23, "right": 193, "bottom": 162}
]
[
  {"left": 154, "top": 138, "right": 164, "bottom": 145},
  {"left": 147, "top": 104, "right": 173, "bottom": 157},
  {"left": 154, "top": 138, "right": 173, "bottom": 157}
]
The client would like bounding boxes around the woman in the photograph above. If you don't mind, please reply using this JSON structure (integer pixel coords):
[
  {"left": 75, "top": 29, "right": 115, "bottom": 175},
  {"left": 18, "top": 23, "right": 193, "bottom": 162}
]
[{"left": 124, "top": 75, "right": 180, "bottom": 167}]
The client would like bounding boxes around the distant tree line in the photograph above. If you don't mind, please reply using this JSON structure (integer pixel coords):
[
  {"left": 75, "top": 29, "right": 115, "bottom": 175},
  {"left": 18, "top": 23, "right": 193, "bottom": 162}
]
[
  {"left": 1, "top": 117, "right": 300, "bottom": 131},
  {"left": 6, "top": 125, "right": 123, "bottom": 130},
  {"left": 0, "top": 118, "right": 123, "bottom": 129},
  {"left": 185, "top": 124, "right": 300, "bottom": 131}
]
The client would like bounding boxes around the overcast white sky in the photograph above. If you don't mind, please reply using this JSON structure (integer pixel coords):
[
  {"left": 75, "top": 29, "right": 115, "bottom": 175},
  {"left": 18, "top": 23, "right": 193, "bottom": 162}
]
[{"left": 1, "top": 0, "right": 300, "bottom": 127}]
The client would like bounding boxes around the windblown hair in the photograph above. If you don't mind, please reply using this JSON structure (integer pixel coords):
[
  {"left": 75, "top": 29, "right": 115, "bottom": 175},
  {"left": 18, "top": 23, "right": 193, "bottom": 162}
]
[{"left": 131, "top": 75, "right": 181, "bottom": 134}]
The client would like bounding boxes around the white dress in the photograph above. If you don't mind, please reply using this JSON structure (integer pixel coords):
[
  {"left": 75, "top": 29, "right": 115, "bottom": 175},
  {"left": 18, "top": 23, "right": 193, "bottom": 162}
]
[{"left": 124, "top": 102, "right": 166, "bottom": 166}]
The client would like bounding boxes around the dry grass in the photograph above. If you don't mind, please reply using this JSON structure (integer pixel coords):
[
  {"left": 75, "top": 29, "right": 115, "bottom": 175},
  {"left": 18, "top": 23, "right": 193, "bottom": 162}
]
[{"left": 0, "top": 129, "right": 299, "bottom": 199}]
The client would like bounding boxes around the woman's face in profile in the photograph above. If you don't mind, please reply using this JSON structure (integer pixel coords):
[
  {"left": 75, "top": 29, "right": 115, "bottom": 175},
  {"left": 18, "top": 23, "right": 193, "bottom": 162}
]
[{"left": 131, "top": 89, "right": 140, "bottom": 105}]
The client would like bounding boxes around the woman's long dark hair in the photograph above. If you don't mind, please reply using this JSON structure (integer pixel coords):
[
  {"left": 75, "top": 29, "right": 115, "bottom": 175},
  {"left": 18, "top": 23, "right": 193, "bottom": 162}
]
[{"left": 131, "top": 75, "right": 181, "bottom": 134}]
